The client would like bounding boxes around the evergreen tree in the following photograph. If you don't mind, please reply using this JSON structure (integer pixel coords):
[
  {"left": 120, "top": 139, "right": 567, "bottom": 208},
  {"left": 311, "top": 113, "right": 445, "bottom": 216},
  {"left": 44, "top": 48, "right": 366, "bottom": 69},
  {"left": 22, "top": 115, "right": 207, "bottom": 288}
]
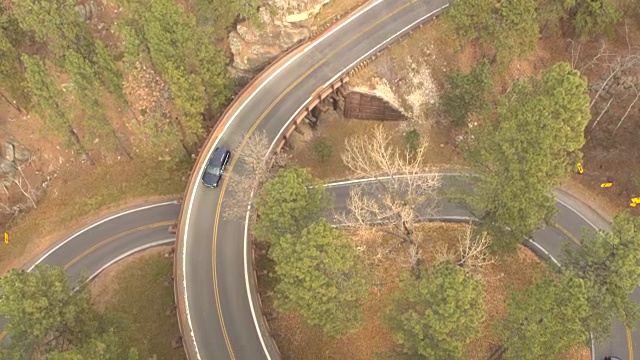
[
  {"left": 386, "top": 261, "right": 484, "bottom": 359},
  {"left": 0, "top": 5, "right": 30, "bottom": 111},
  {"left": 570, "top": 0, "right": 622, "bottom": 39},
  {"left": 446, "top": 0, "right": 539, "bottom": 62},
  {"left": 269, "top": 219, "right": 369, "bottom": 336},
  {"left": 498, "top": 273, "right": 590, "bottom": 359},
  {"left": 465, "top": 62, "right": 591, "bottom": 252},
  {"left": 562, "top": 211, "right": 640, "bottom": 339},
  {"left": 440, "top": 59, "right": 492, "bottom": 127},
  {"left": 194, "top": 0, "right": 261, "bottom": 38},
  {"left": 0, "top": 266, "right": 145, "bottom": 360},
  {"left": 254, "top": 167, "right": 333, "bottom": 243},
  {"left": 11, "top": 0, "right": 123, "bottom": 99},
  {"left": 0, "top": 266, "right": 98, "bottom": 357},
  {"left": 22, "top": 55, "right": 94, "bottom": 164},
  {"left": 116, "top": 0, "right": 231, "bottom": 148}
]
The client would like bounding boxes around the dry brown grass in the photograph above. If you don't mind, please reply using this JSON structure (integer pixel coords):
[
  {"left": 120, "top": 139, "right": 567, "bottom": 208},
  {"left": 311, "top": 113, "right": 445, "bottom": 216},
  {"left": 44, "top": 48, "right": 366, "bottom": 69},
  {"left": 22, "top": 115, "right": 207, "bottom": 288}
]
[
  {"left": 0, "top": 158, "right": 189, "bottom": 274},
  {"left": 264, "top": 222, "right": 588, "bottom": 360},
  {"left": 89, "top": 246, "right": 185, "bottom": 360},
  {"left": 286, "top": 108, "right": 465, "bottom": 182}
]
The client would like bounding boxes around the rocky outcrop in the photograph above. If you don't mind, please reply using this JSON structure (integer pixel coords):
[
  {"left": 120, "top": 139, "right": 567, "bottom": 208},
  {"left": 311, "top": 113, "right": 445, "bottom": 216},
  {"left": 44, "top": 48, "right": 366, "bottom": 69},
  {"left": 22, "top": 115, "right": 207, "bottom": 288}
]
[{"left": 229, "top": 0, "right": 331, "bottom": 73}]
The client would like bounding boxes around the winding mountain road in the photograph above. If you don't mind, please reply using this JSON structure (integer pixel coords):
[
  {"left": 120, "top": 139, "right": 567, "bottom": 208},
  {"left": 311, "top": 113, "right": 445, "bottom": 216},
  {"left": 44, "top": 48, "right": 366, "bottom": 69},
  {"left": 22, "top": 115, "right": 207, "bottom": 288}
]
[{"left": 0, "top": 1, "right": 634, "bottom": 360}]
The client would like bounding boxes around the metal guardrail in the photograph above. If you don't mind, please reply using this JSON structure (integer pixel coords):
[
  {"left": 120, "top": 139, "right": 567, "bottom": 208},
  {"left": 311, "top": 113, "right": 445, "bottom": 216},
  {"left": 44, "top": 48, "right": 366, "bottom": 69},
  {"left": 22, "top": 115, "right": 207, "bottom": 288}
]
[{"left": 173, "top": 1, "right": 450, "bottom": 359}]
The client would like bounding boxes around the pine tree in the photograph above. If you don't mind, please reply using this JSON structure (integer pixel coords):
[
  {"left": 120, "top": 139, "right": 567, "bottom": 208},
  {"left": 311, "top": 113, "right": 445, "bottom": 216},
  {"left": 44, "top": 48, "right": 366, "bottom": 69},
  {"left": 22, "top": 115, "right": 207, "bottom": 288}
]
[
  {"left": 465, "top": 62, "right": 591, "bottom": 252},
  {"left": 269, "top": 219, "right": 369, "bottom": 336},
  {"left": 0, "top": 5, "right": 30, "bottom": 111},
  {"left": 446, "top": 0, "right": 539, "bottom": 62},
  {"left": 116, "top": 0, "right": 231, "bottom": 149},
  {"left": 386, "top": 261, "right": 484, "bottom": 359},
  {"left": 562, "top": 211, "right": 640, "bottom": 339},
  {"left": 0, "top": 266, "right": 98, "bottom": 357},
  {"left": 23, "top": 55, "right": 95, "bottom": 165},
  {"left": 498, "top": 273, "right": 590, "bottom": 359},
  {"left": 254, "top": 167, "right": 333, "bottom": 244}
]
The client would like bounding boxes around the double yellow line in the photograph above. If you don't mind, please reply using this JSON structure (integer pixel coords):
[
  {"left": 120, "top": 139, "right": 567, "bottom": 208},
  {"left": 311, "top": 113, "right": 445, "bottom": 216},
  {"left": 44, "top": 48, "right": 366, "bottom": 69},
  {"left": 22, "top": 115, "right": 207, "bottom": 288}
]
[
  {"left": 0, "top": 220, "right": 174, "bottom": 341},
  {"left": 552, "top": 222, "right": 634, "bottom": 359},
  {"left": 209, "top": 1, "right": 420, "bottom": 358}
]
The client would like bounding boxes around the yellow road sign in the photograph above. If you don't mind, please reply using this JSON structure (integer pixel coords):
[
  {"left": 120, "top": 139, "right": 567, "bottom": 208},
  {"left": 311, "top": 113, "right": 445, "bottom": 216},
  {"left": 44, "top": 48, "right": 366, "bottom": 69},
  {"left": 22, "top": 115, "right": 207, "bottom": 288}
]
[
  {"left": 576, "top": 163, "right": 584, "bottom": 174},
  {"left": 600, "top": 182, "right": 613, "bottom": 188}
]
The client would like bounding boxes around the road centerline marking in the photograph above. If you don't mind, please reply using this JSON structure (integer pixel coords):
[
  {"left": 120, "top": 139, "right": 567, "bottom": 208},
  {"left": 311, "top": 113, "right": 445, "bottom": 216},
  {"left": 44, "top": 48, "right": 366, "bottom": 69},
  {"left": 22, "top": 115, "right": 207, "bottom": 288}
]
[{"left": 209, "top": 1, "right": 420, "bottom": 358}]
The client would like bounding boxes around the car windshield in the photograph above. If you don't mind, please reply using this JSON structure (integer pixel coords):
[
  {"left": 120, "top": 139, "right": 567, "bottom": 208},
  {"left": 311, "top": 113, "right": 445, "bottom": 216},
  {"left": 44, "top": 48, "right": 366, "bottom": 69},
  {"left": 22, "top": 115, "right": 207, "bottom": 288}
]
[{"left": 206, "top": 165, "right": 221, "bottom": 176}]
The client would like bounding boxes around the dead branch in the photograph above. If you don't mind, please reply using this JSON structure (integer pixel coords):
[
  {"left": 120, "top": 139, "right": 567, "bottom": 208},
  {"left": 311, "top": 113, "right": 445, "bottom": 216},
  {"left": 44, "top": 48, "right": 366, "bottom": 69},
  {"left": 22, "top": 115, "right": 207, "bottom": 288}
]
[
  {"left": 591, "top": 97, "right": 614, "bottom": 130},
  {"left": 12, "top": 164, "right": 37, "bottom": 209},
  {"left": 337, "top": 125, "right": 440, "bottom": 266},
  {"left": 223, "top": 131, "right": 288, "bottom": 221},
  {"left": 613, "top": 84, "right": 639, "bottom": 133},
  {"left": 456, "top": 227, "right": 495, "bottom": 276}
]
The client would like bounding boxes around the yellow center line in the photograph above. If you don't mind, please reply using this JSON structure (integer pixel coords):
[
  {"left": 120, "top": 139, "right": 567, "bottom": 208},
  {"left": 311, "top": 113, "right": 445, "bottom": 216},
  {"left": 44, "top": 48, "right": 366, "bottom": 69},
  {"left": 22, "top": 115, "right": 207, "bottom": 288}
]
[
  {"left": 629, "top": 326, "right": 635, "bottom": 360},
  {"left": 552, "top": 222, "right": 581, "bottom": 246},
  {"left": 210, "top": 2, "right": 416, "bottom": 358},
  {"left": 0, "top": 220, "right": 174, "bottom": 342},
  {"left": 554, "top": 222, "right": 635, "bottom": 359}
]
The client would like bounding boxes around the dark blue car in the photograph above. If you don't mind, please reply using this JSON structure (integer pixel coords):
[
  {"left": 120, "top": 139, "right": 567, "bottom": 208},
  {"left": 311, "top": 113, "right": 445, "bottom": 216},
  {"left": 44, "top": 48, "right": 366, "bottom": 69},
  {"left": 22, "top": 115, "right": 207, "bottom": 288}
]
[{"left": 202, "top": 147, "right": 230, "bottom": 188}]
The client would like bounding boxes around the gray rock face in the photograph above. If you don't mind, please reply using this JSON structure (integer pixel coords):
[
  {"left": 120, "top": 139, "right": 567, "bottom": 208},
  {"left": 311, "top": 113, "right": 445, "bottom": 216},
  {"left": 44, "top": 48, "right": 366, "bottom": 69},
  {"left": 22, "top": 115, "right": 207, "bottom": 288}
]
[
  {"left": 0, "top": 160, "right": 15, "bottom": 179},
  {"left": 76, "top": 1, "right": 98, "bottom": 22},
  {"left": 228, "top": 1, "right": 329, "bottom": 73},
  {"left": 3, "top": 143, "right": 14, "bottom": 162},
  {"left": 13, "top": 143, "right": 31, "bottom": 162}
]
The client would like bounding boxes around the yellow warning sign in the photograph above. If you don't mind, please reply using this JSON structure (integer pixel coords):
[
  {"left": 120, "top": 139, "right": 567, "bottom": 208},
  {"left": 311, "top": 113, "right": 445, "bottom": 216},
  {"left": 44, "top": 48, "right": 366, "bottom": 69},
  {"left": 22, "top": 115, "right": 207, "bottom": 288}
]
[
  {"left": 600, "top": 182, "right": 613, "bottom": 188},
  {"left": 576, "top": 163, "right": 584, "bottom": 175}
]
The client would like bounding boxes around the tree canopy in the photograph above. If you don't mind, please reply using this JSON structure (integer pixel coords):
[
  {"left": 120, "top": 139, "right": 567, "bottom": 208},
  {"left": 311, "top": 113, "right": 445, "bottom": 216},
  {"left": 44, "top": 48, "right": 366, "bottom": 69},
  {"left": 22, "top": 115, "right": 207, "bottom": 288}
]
[
  {"left": 498, "top": 273, "right": 590, "bottom": 360},
  {"left": 465, "top": 62, "right": 591, "bottom": 252},
  {"left": 446, "top": 0, "right": 539, "bottom": 62},
  {"left": 0, "top": 266, "right": 145, "bottom": 359},
  {"left": 254, "top": 167, "right": 333, "bottom": 243},
  {"left": 269, "top": 219, "right": 369, "bottom": 336},
  {"left": 562, "top": 211, "right": 640, "bottom": 339},
  {"left": 440, "top": 59, "right": 492, "bottom": 127},
  {"left": 386, "top": 261, "right": 484, "bottom": 359},
  {"left": 117, "top": 0, "right": 232, "bottom": 148}
]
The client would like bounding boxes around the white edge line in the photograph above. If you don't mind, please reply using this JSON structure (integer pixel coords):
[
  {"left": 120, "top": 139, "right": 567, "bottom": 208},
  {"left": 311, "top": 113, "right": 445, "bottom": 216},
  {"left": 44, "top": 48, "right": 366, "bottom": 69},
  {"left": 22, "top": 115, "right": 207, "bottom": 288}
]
[
  {"left": 555, "top": 198, "right": 599, "bottom": 230},
  {"left": 243, "top": 193, "right": 272, "bottom": 359},
  {"left": 27, "top": 201, "right": 178, "bottom": 272},
  {"left": 268, "top": 3, "right": 450, "bottom": 151},
  {"left": 182, "top": 0, "right": 391, "bottom": 357},
  {"left": 323, "top": 172, "right": 461, "bottom": 187},
  {"left": 83, "top": 239, "right": 175, "bottom": 283}
]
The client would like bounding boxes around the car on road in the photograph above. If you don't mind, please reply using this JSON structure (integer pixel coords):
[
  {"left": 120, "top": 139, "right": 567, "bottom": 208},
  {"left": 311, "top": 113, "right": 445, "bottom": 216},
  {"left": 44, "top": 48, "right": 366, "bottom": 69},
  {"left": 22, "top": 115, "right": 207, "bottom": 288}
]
[
  {"left": 604, "top": 356, "right": 621, "bottom": 360},
  {"left": 202, "top": 147, "right": 230, "bottom": 188}
]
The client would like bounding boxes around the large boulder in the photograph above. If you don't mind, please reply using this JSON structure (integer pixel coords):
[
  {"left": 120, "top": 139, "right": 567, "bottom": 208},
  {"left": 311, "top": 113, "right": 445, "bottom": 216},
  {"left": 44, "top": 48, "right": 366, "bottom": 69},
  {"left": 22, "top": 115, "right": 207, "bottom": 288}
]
[{"left": 228, "top": 0, "right": 331, "bottom": 72}]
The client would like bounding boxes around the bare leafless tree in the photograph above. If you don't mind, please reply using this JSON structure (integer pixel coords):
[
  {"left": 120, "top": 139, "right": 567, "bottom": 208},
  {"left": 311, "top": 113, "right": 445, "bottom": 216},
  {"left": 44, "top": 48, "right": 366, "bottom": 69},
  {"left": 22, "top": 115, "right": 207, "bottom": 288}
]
[
  {"left": 223, "top": 130, "right": 288, "bottom": 221},
  {"left": 336, "top": 125, "right": 440, "bottom": 270},
  {"left": 456, "top": 226, "right": 494, "bottom": 276},
  {"left": 13, "top": 162, "right": 38, "bottom": 209},
  {"left": 434, "top": 225, "right": 494, "bottom": 278}
]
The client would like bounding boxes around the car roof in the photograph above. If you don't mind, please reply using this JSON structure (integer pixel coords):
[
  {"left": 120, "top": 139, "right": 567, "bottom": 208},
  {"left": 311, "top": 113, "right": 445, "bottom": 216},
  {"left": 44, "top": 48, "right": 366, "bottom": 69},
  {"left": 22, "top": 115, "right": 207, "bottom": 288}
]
[{"left": 209, "top": 147, "right": 228, "bottom": 163}]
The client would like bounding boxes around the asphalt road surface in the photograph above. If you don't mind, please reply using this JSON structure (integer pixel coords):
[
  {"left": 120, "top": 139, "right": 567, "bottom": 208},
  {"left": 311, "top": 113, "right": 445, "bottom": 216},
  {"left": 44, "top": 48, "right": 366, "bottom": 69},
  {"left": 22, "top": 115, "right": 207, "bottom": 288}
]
[
  {"left": 0, "top": 0, "right": 633, "bottom": 359},
  {"left": 0, "top": 180, "right": 631, "bottom": 359},
  {"left": 177, "top": 0, "right": 635, "bottom": 358},
  {"left": 0, "top": 201, "right": 180, "bottom": 340},
  {"left": 178, "top": 0, "right": 452, "bottom": 359}
]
